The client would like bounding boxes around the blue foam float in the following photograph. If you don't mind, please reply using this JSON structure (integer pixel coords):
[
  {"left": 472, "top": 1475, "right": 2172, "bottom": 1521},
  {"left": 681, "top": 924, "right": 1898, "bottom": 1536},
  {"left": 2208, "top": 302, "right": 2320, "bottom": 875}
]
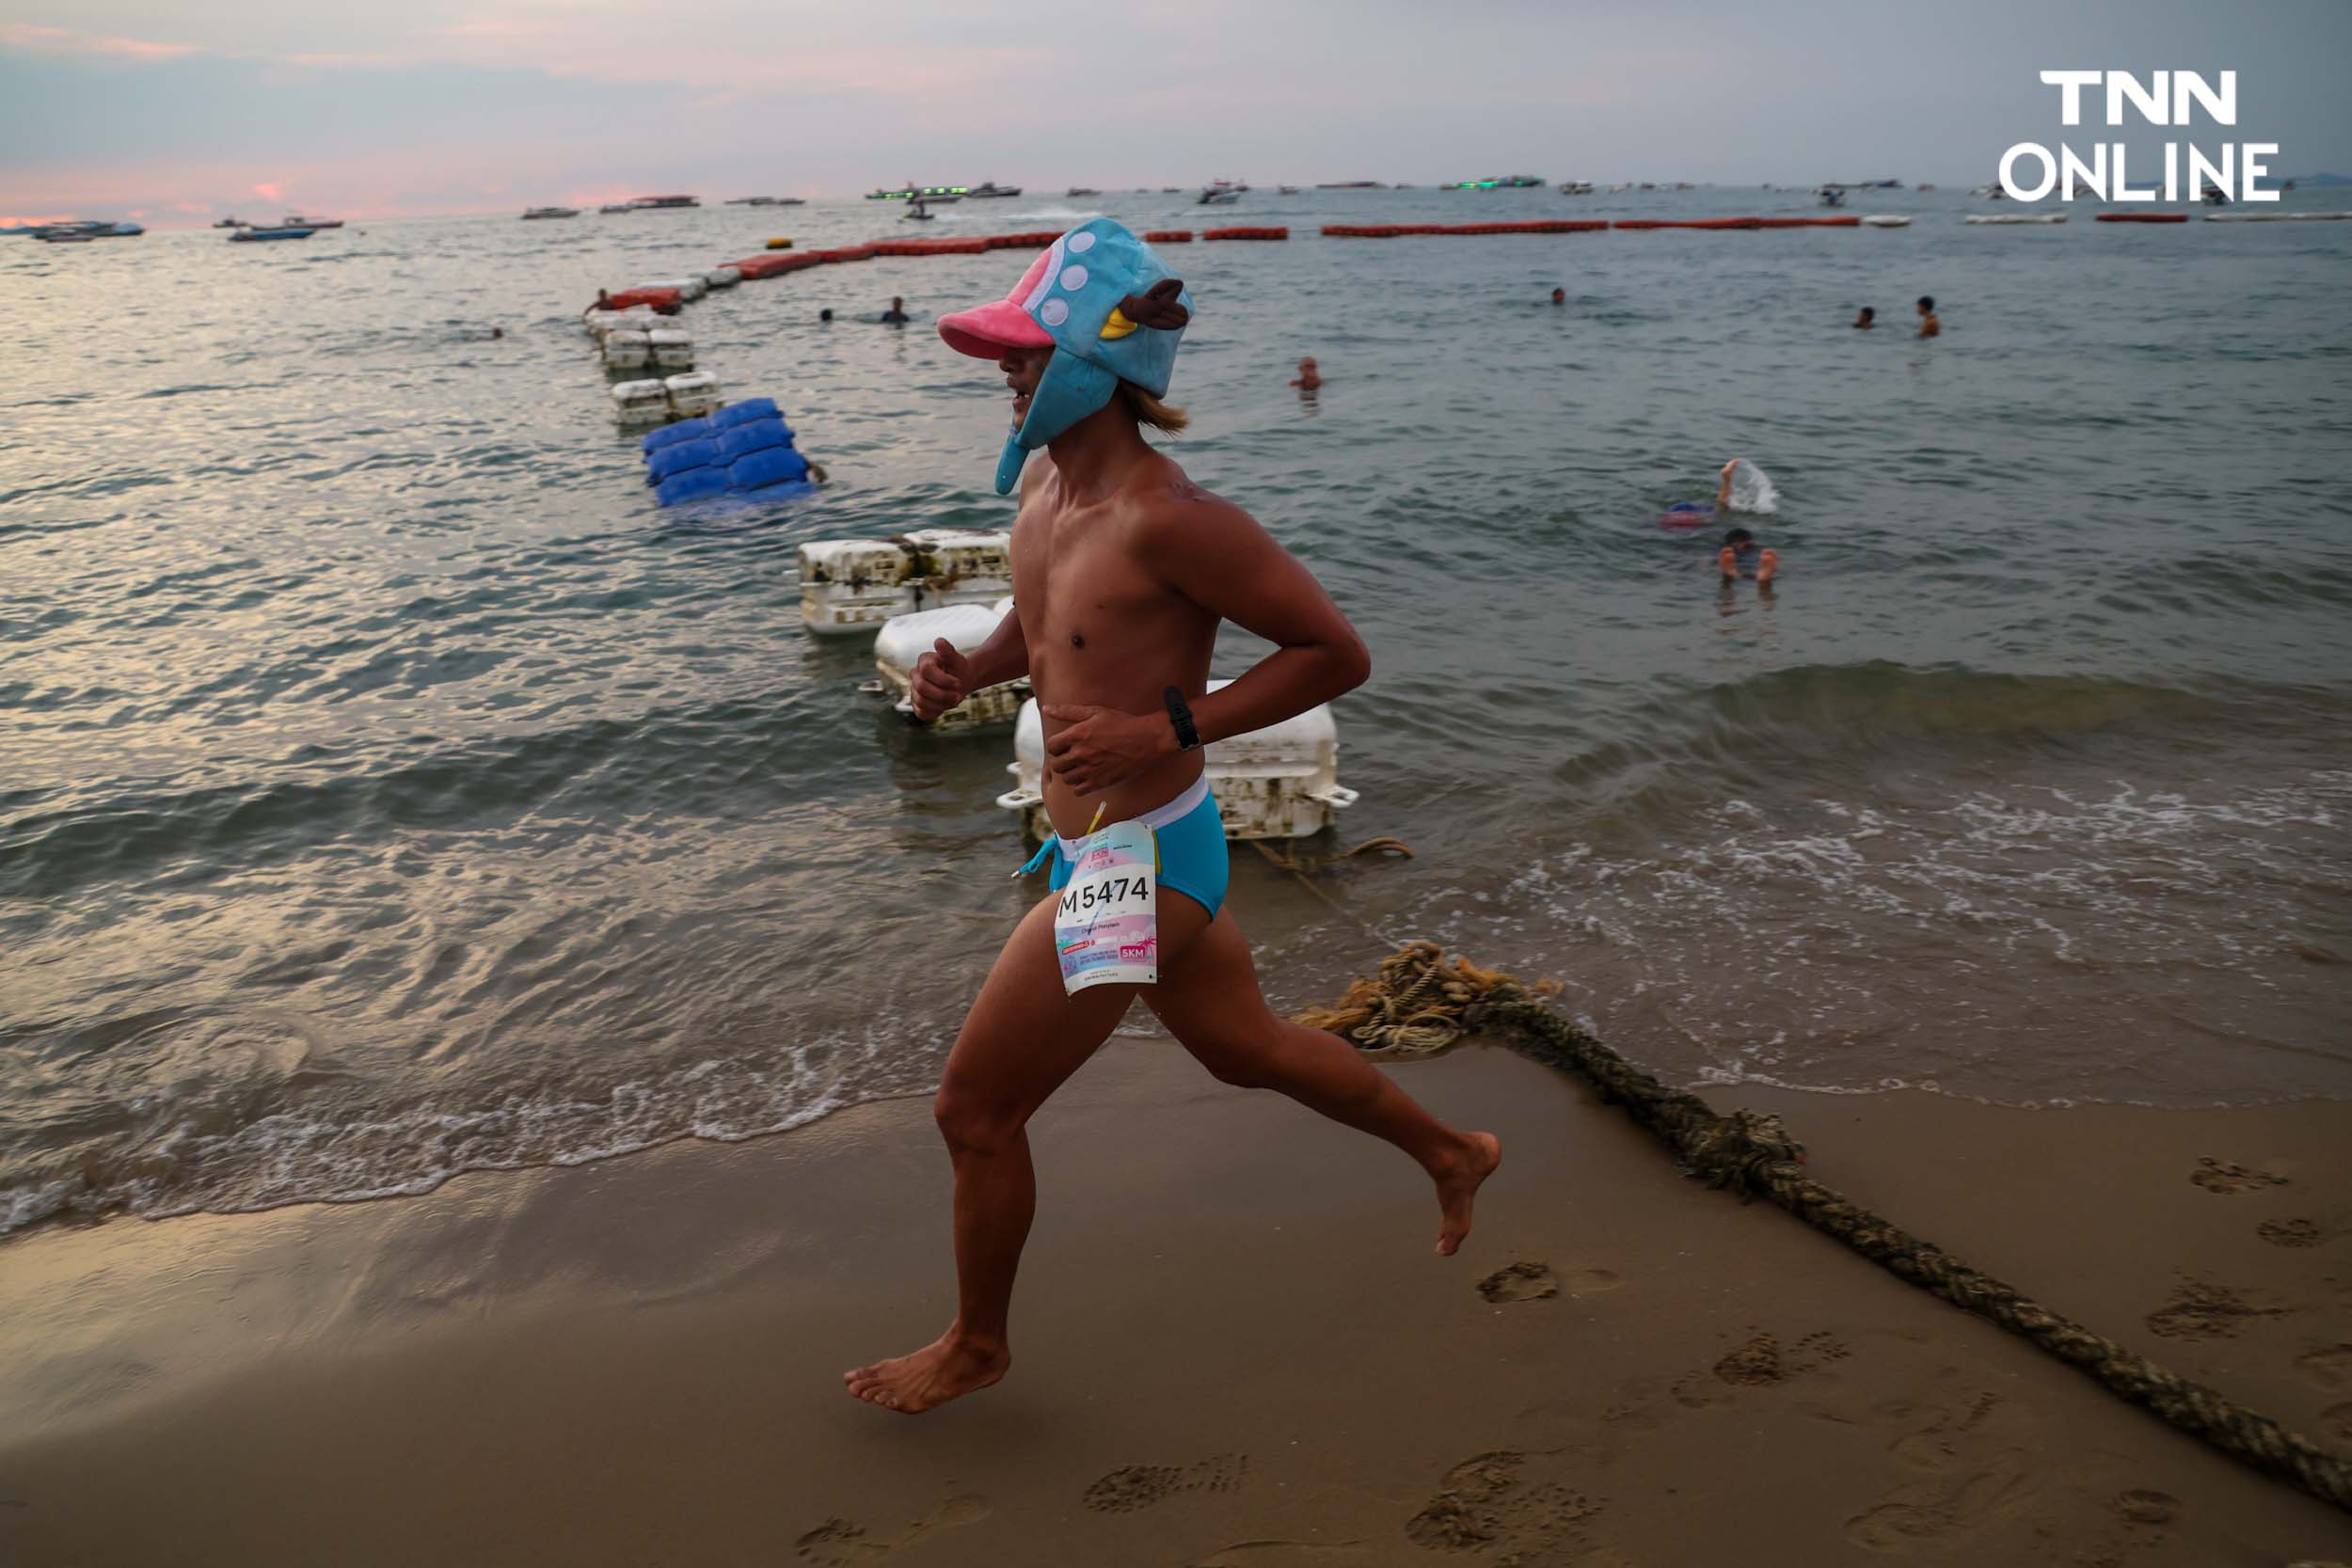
[{"left": 637, "top": 399, "right": 815, "bottom": 507}]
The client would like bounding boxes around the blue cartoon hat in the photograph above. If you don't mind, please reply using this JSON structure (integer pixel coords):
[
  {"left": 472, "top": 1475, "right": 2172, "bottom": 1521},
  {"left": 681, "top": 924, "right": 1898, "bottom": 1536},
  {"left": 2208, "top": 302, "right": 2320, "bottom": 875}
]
[{"left": 937, "top": 218, "right": 1194, "bottom": 494}]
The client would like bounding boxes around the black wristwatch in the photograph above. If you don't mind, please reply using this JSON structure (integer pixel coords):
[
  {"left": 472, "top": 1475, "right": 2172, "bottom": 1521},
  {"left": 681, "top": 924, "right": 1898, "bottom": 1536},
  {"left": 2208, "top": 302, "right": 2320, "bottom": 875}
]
[{"left": 1163, "top": 687, "right": 1200, "bottom": 752}]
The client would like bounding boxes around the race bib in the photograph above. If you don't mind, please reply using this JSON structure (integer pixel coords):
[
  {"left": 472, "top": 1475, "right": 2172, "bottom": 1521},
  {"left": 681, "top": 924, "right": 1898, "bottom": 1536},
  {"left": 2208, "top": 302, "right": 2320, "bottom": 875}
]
[{"left": 1053, "top": 819, "right": 1158, "bottom": 992}]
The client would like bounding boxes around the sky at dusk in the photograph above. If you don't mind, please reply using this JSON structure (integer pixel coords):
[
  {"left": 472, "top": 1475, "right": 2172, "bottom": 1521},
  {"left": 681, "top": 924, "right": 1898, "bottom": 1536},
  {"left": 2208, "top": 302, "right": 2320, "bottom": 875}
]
[{"left": 4, "top": 0, "right": 2347, "bottom": 224}]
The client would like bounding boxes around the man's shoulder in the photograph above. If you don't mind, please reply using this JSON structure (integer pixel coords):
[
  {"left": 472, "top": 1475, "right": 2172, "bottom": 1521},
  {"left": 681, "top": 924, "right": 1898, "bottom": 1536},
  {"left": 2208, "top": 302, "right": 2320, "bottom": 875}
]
[{"left": 1123, "top": 455, "right": 1251, "bottom": 533}]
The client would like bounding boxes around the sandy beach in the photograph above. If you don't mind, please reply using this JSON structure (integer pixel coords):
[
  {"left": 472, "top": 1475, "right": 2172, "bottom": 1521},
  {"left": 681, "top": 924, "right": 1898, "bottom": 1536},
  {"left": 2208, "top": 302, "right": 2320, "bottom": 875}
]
[{"left": 2, "top": 1031, "right": 2345, "bottom": 1567}]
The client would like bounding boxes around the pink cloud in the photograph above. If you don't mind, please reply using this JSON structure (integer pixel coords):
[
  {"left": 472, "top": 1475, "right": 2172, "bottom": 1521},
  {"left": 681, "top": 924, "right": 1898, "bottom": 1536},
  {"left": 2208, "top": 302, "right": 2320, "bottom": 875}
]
[
  {"left": 253, "top": 182, "right": 284, "bottom": 203},
  {"left": 0, "top": 22, "right": 199, "bottom": 60}
]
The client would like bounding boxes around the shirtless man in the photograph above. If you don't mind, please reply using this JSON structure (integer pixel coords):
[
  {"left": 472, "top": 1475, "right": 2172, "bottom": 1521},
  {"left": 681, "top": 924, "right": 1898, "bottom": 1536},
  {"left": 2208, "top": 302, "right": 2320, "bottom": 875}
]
[
  {"left": 844, "top": 219, "right": 1500, "bottom": 1415},
  {"left": 1915, "top": 295, "right": 1940, "bottom": 339}
]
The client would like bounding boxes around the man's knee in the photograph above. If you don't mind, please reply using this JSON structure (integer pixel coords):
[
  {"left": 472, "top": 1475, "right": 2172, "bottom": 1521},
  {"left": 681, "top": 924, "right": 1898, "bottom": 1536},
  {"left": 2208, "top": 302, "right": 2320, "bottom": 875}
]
[
  {"left": 934, "top": 1085, "right": 1025, "bottom": 1156},
  {"left": 1189, "top": 1036, "right": 1270, "bottom": 1089}
]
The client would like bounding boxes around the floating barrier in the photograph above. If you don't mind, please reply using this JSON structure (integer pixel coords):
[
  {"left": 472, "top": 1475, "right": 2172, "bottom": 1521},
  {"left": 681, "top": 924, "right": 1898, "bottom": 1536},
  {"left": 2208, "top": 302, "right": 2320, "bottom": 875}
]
[
  {"left": 1858, "top": 214, "right": 1910, "bottom": 227},
  {"left": 1321, "top": 221, "right": 1606, "bottom": 238},
  {"left": 871, "top": 600, "right": 1030, "bottom": 729},
  {"left": 799, "top": 531, "right": 1012, "bottom": 637},
  {"left": 1965, "top": 213, "right": 2067, "bottom": 224},
  {"left": 1144, "top": 230, "right": 1194, "bottom": 243},
  {"left": 2206, "top": 210, "right": 2352, "bottom": 222},
  {"left": 639, "top": 403, "right": 814, "bottom": 505},
  {"left": 635, "top": 276, "right": 709, "bottom": 301},
  {"left": 2095, "top": 212, "right": 2189, "bottom": 223},
  {"left": 1755, "top": 215, "right": 1861, "bottom": 228},
  {"left": 704, "top": 266, "right": 740, "bottom": 289},
  {"left": 1615, "top": 217, "right": 1761, "bottom": 230},
  {"left": 605, "top": 286, "right": 682, "bottom": 311},
  {"left": 1202, "top": 226, "right": 1290, "bottom": 241},
  {"left": 647, "top": 326, "right": 693, "bottom": 370},
  {"left": 1000, "top": 681, "right": 1357, "bottom": 841}
]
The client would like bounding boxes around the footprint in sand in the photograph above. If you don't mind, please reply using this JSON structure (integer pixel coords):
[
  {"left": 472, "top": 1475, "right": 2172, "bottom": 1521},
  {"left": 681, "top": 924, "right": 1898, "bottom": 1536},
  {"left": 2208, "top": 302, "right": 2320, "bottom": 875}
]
[
  {"left": 1479, "top": 1262, "right": 1566, "bottom": 1303},
  {"left": 1404, "top": 1449, "right": 1602, "bottom": 1558},
  {"left": 1671, "top": 1328, "right": 1851, "bottom": 1405},
  {"left": 1082, "top": 1453, "right": 1248, "bottom": 1513},
  {"left": 795, "top": 1495, "right": 991, "bottom": 1564},
  {"left": 2143, "top": 1278, "right": 2286, "bottom": 1341},
  {"left": 2296, "top": 1345, "right": 2352, "bottom": 1391},
  {"left": 2258, "top": 1218, "right": 2325, "bottom": 1247},
  {"left": 1841, "top": 1378, "right": 2040, "bottom": 1553},
  {"left": 2189, "top": 1157, "right": 2288, "bottom": 1195}
]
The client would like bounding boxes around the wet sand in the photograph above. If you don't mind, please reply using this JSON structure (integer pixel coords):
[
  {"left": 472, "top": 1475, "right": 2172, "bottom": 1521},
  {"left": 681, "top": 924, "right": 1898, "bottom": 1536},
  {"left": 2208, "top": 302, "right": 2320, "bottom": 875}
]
[{"left": 1, "top": 1037, "right": 2347, "bottom": 1567}]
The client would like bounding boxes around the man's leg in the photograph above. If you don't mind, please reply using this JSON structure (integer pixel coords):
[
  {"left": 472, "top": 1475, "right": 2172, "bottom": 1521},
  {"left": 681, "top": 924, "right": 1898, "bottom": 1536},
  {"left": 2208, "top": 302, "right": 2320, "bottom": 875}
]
[
  {"left": 845, "top": 889, "right": 1215, "bottom": 1413},
  {"left": 1143, "top": 909, "right": 1501, "bottom": 1255}
]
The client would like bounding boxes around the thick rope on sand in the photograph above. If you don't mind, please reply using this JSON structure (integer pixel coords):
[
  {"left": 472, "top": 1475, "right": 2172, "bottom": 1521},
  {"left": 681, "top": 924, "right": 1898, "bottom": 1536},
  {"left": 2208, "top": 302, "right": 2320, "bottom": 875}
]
[{"left": 1296, "top": 941, "right": 2352, "bottom": 1516}]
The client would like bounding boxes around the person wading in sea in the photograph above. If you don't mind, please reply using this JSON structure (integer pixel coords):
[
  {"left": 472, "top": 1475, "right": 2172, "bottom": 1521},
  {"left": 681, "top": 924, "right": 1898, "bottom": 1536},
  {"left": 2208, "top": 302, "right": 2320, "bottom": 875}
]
[{"left": 843, "top": 219, "right": 1501, "bottom": 1415}]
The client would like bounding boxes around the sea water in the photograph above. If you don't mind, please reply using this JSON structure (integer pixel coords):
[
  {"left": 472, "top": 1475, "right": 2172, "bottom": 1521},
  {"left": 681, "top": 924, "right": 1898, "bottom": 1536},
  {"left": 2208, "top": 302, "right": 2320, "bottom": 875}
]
[{"left": 3, "top": 187, "right": 2347, "bottom": 1236}]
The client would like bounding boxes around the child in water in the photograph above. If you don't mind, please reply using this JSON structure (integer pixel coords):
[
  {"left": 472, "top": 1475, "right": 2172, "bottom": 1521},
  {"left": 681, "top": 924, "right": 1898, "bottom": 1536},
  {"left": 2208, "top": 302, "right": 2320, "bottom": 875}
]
[
  {"left": 1290, "top": 356, "right": 1322, "bottom": 390},
  {"left": 1719, "top": 528, "right": 1778, "bottom": 584}
]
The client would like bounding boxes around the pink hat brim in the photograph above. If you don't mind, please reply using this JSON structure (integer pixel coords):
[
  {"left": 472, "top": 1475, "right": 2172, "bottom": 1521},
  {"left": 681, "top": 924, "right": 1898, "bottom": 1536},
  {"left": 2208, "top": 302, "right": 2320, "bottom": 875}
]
[{"left": 938, "top": 298, "right": 1054, "bottom": 359}]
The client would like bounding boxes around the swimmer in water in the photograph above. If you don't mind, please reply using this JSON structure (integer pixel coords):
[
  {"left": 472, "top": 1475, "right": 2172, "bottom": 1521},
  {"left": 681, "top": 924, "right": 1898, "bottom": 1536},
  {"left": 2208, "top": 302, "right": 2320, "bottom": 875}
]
[
  {"left": 1916, "top": 295, "right": 1939, "bottom": 339},
  {"left": 1718, "top": 526, "right": 1778, "bottom": 584},
  {"left": 1853, "top": 306, "right": 1875, "bottom": 330},
  {"left": 882, "top": 296, "right": 911, "bottom": 325},
  {"left": 1550, "top": 288, "right": 1565, "bottom": 306},
  {"left": 1659, "top": 460, "right": 1739, "bottom": 528},
  {"left": 1290, "top": 356, "right": 1321, "bottom": 390}
]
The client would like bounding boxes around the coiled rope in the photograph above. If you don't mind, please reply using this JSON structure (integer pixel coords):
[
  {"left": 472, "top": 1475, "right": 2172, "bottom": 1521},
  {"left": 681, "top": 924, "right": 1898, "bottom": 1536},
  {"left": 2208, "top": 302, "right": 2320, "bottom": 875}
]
[{"left": 1295, "top": 941, "right": 2352, "bottom": 1516}]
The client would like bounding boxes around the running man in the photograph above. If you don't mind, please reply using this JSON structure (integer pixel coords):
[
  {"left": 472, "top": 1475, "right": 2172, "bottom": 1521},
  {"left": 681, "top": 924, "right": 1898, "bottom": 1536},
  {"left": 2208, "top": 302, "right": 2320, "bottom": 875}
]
[{"left": 845, "top": 220, "right": 1500, "bottom": 1415}]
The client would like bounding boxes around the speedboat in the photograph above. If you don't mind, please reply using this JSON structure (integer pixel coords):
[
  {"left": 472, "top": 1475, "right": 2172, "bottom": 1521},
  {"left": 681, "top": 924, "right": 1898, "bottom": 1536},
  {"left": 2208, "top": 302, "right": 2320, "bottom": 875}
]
[
  {"left": 966, "top": 182, "right": 1021, "bottom": 199},
  {"left": 230, "top": 226, "right": 316, "bottom": 242},
  {"left": 33, "top": 219, "right": 140, "bottom": 240},
  {"left": 1448, "top": 175, "right": 1543, "bottom": 189},
  {"left": 630, "top": 195, "right": 699, "bottom": 210},
  {"left": 214, "top": 215, "right": 246, "bottom": 229},
  {"left": 1066, "top": 187, "right": 1100, "bottom": 197},
  {"left": 866, "top": 183, "right": 965, "bottom": 203},
  {"left": 599, "top": 202, "right": 637, "bottom": 214},
  {"left": 1198, "top": 186, "right": 1241, "bottom": 205},
  {"left": 521, "top": 206, "right": 580, "bottom": 219},
  {"left": 281, "top": 214, "right": 343, "bottom": 228},
  {"left": 1559, "top": 181, "right": 1594, "bottom": 196},
  {"left": 2201, "top": 182, "right": 2230, "bottom": 207},
  {"left": 904, "top": 200, "right": 937, "bottom": 221},
  {"left": 1816, "top": 185, "right": 1847, "bottom": 207},
  {"left": 1278, "top": 184, "right": 1300, "bottom": 195}
]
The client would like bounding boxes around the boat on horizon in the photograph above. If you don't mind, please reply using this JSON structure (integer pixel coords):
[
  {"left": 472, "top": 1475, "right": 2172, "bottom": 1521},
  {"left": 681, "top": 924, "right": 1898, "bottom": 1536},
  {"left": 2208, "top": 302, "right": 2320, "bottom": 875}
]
[
  {"left": 630, "top": 195, "right": 699, "bottom": 210},
  {"left": 230, "top": 225, "right": 316, "bottom": 242},
  {"left": 213, "top": 215, "right": 246, "bottom": 229},
  {"left": 1315, "top": 181, "right": 1387, "bottom": 189},
  {"left": 32, "top": 219, "right": 142, "bottom": 240},
  {"left": 866, "top": 183, "right": 966, "bottom": 202},
  {"left": 965, "top": 182, "right": 1021, "bottom": 199},
  {"left": 1066, "top": 186, "right": 1100, "bottom": 198},
  {"left": 1559, "top": 181, "right": 1594, "bottom": 196},
  {"left": 522, "top": 206, "right": 580, "bottom": 219},
  {"left": 281, "top": 214, "right": 343, "bottom": 229},
  {"left": 1448, "top": 175, "right": 1543, "bottom": 190}
]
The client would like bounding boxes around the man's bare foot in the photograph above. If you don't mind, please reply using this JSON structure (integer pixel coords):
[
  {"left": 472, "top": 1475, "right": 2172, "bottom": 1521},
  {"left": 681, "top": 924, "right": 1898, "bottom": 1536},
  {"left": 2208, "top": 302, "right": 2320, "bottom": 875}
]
[
  {"left": 1718, "top": 546, "right": 1740, "bottom": 579},
  {"left": 844, "top": 1331, "right": 1009, "bottom": 1415},
  {"left": 1756, "top": 547, "right": 1778, "bottom": 585},
  {"left": 1432, "top": 1132, "right": 1502, "bottom": 1256}
]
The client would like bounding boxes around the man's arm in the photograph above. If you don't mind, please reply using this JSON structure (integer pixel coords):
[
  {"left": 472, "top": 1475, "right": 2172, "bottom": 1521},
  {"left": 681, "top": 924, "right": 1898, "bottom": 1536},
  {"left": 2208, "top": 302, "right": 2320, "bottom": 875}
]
[{"left": 1144, "top": 492, "right": 1370, "bottom": 745}]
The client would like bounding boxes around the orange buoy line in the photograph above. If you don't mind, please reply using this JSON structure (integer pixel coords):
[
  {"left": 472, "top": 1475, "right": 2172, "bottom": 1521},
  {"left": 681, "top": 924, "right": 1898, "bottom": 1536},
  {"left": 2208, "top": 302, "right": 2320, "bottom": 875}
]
[
  {"left": 2094, "top": 212, "right": 2190, "bottom": 223},
  {"left": 1202, "top": 226, "right": 1290, "bottom": 241},
  {"left": 1323, "top": 221, "right": 1606, "bottom": 238}
]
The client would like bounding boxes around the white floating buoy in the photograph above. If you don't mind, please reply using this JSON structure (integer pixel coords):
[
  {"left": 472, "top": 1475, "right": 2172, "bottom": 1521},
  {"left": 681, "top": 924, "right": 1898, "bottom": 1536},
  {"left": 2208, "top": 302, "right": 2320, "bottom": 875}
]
[
  {"left": 798, "top": 530, "right": 1013, "bottom": 637},
  {"left": 647, "top": 327, "right": 693, "bottom": 369},
  {"left": 1964, "top": 213, "right": 2067, "bottom": 224},
  {"left": 663, "top": 371, "right": 723, "bottom": 418},
  {"left": 611, "top": 379, "right": 672, "bottom": 424},
  {"left": 602, "top": 328, "right": 651, "bottom": 369},
  {"left": 1858, "top": 214, "right": 1910, "bottom": 228},
  {"left": 705, "top": 267, "right": 742, "bottom": 288},
  {"left": 635, "top": 276, "right": 707, "bottom": 302},
  {"left": 998, "top": 683, "right": 1358, "bottom": 842},
  {"left": 872, "top": 602, "right": 1029, "bottom": 729}
]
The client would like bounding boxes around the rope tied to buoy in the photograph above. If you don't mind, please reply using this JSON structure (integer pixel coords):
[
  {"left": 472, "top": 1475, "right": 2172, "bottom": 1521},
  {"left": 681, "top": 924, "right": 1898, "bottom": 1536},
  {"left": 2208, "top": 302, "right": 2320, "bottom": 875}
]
[{"left": 1297, "top": 941, "right": 2352, "bottom": 1516}]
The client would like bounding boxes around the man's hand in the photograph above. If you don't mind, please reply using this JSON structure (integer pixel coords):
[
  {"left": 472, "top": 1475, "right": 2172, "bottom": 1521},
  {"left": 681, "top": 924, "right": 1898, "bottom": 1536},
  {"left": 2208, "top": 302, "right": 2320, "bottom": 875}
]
[
  {"left": 910, "top": 639, "right": 971, "bottom": 721},
  {"left": 1041, "top": 703, "right": 1174, "bottom": 795}
]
